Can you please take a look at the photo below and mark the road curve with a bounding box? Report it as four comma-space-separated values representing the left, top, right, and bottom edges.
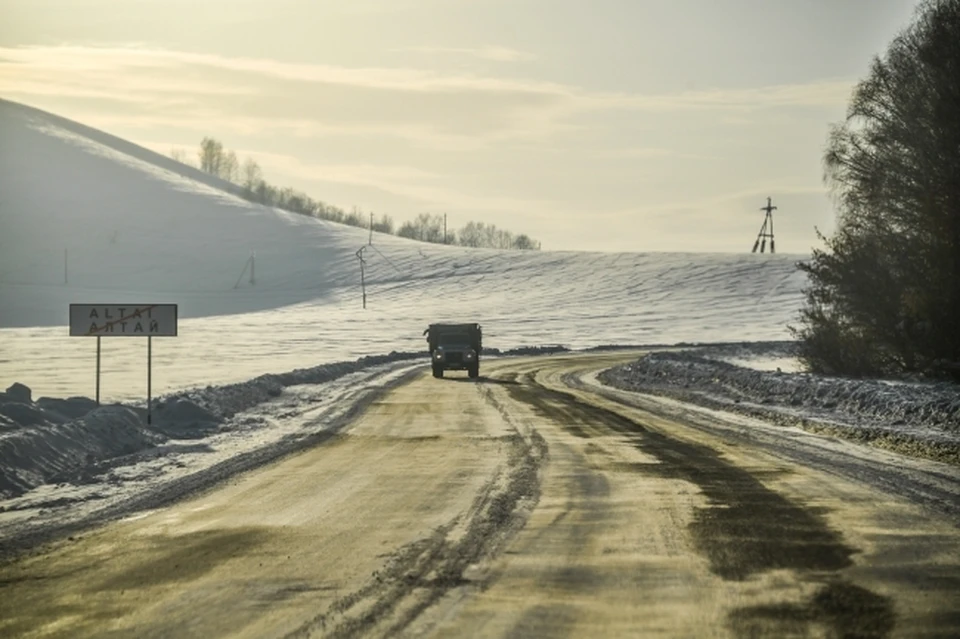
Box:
1, 351, 958, 638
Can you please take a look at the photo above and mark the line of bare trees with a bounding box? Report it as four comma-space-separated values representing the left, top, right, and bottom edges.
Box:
397, 214, 540, 250
170, 138, 540, 250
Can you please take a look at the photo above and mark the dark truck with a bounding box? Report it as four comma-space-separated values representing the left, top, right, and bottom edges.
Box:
424, 323, 482, 378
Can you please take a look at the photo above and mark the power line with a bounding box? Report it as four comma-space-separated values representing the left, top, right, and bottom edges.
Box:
368, 243, 406, 275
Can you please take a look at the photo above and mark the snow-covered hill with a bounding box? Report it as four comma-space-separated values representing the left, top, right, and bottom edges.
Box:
0, 99, 808, 400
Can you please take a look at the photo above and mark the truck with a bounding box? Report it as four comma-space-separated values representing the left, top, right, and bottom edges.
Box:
424, 323, 482, 378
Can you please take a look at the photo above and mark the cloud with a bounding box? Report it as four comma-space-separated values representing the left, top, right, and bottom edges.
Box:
0, 45, 581, 147
0, 44, 854, 161
600, 147, 721, 161
0, 45, 853, 112
0, 45, 561, 95
2, 44, 857, 166
394, 45, 537, 62
58, 110, 500, 152
0, 67, 256, 101
572, 80, 856, 114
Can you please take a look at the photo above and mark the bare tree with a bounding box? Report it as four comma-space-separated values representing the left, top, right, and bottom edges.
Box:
398, 213, 444, 242
372, 214, 395, 234
198, 137, 224, 176
222, 150, 239, 183
170, 148, 193, 166
241, 158, 263, 194
457, 221, 485, 247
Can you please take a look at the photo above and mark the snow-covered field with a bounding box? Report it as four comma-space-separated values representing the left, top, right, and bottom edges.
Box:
0, 98, 805, 401
1, 99, 957, 549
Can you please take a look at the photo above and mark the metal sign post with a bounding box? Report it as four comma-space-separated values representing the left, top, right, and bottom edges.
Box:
69, 304, 178, 422
147, 336, 152, 424
96, 336, 101, 405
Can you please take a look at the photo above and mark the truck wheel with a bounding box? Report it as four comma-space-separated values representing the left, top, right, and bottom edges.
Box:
433, 365, 443, 378
468, 364, 479, 379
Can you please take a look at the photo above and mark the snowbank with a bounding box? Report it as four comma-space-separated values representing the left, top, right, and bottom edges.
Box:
0, 352, 424, 499
0, 403, 161, 498
599, 344, 960, 464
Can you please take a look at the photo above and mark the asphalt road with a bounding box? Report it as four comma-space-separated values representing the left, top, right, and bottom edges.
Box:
2, 352, 958, 638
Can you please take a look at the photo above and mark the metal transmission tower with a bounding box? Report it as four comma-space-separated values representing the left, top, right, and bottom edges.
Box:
752, 197, 777, 253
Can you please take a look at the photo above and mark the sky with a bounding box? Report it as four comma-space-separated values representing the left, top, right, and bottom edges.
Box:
0, 0, 922, 252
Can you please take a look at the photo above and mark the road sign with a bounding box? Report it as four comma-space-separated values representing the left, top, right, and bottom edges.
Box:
69, 304, 178, 337
68, 304, 178, 425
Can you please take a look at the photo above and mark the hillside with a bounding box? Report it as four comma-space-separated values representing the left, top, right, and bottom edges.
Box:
0, 99, 808, 400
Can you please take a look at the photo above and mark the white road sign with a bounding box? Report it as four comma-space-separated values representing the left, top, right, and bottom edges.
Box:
69, 304, 178, 337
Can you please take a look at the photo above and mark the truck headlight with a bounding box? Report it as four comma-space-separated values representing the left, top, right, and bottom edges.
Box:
434, 351, 443, 359
465, 351, 475, 359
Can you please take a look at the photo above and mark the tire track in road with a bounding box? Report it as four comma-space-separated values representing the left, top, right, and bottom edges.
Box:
426, 370, 620, 638
573, 371, 960, 522
511, 373, 896, 638
284, 380, 548, 639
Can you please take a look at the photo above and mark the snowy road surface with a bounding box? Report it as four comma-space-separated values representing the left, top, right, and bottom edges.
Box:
1, 351, 959, 638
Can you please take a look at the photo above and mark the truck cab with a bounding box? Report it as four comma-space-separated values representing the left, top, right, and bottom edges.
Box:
424, 323, 482, 378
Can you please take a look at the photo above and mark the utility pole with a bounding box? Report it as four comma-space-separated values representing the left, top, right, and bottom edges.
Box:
369, 212, 373, 245
356, 246, 367, 309
752, 197, 777, 254
444, 213, 447, 244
